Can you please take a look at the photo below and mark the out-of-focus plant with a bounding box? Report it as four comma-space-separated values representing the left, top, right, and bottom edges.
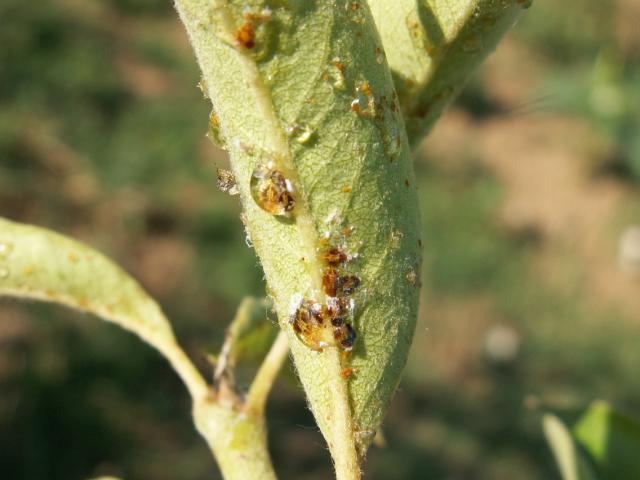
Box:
516, 0, 640, 181
0, 1, 528, 478
544, 401, 640, 480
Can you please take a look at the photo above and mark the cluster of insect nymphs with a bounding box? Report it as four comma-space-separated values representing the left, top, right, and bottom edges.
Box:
290, 244, 360, 378
246, 156, 359, 379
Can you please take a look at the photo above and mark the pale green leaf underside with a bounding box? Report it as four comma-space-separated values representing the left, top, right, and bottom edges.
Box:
174, 0, 422, 459
370, 0, 526, 146
543, 413, 597, 480
0, 216, 206, 398
0, 216, 174, 345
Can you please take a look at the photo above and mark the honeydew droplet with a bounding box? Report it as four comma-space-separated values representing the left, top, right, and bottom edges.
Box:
326, 57, 346, 90
0, 242, 13, 258
286, 124, 314, 144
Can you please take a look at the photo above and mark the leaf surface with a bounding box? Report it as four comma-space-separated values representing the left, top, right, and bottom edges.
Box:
174, 0, 422, 463
0, 216, 205, 399
369, 0, 527, 146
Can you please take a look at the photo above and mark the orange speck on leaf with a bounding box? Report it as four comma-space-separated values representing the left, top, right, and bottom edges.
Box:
236, 15, 256, 49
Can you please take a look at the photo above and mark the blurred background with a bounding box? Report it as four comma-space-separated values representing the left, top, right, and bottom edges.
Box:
1, 0, 639, 478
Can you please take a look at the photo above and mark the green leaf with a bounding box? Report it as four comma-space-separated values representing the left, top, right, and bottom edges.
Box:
574, 401, 640, 480
543, 413, 597, 480
209, 296, 280, 385
227, 296, 278, 364
369, 0, 528, 146
174, 0, 422, 469
0, 216, 206, 400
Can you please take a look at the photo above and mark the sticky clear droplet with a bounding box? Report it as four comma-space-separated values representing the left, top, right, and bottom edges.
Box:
287, 124, 314, 144
326, 58, 346, 90
0, 242, 13, 259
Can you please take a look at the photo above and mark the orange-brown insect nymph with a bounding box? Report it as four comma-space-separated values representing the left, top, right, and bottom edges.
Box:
250, 163, 295, 216
290, 299, 334, 351
290, 297, 357, 352
322, 268, 360, 297
323, 247, 348, 266
235, 13, 256, 49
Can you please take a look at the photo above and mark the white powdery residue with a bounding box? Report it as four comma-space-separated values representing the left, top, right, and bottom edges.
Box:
324, 208, 340, 225
284, 178, 295, 193
288, 292, 303, 317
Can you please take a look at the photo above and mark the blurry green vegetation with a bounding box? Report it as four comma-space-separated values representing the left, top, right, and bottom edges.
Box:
1, 0, 639, 479
544, 402, 640, 480
515, 1, 640, 181
574, 401, 640, 479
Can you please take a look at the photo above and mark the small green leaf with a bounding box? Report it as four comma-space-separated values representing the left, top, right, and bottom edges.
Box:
227, 296, 278, 363
0, 216, 206, 399
543, 413, 597, 480
574, 401, 640, 480
369, 0, 527, 146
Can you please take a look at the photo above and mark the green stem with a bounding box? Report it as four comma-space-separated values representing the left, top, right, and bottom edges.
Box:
194, 395, 277, 480
159, 336, 278, 479
160, 339, 210, 401
194, 330, 293, 480
245, 331, 289, 416
325, 350, 361, 480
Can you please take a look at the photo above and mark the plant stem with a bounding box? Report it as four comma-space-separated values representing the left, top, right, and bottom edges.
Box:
325, 350, 361, 480
159, 340, 279, 479
245, 331, 289, 416
160, 340, 209, 401
194, 396, 278, 480
159, 318, 280, 479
